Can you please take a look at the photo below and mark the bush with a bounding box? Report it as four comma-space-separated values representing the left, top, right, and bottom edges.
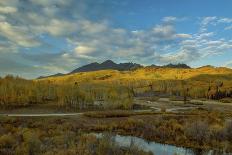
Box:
0, 134, 15, 148
220, 98, 232, 103
22, 129, 42, 154
161, 107, 166, 113
185, 121, 209, 145
226, 121, 232, 141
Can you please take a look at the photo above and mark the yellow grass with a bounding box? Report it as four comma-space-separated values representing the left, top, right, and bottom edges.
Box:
37, 66, 232, 85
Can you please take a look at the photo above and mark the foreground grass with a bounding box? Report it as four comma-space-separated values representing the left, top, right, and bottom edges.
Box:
0, 121, 151, 155
0, 109, 232, 154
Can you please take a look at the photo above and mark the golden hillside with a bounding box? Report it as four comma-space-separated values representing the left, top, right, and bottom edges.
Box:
37, 66, 232, 85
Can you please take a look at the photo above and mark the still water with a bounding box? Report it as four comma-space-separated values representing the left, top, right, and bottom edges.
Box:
94, 133, 229, 155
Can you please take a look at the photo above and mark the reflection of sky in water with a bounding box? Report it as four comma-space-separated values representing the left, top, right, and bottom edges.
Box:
94, 133, 229, 155
114, 135, 192, 155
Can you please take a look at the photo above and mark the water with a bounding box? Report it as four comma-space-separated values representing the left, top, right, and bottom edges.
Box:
112, 134, 193, 155
94, 133, 229, 155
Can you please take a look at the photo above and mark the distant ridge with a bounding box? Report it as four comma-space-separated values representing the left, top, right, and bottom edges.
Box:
146, 63, 191, 69
37, 73, 64, 79
163, 63, 191, 69
70, 60, 142, 74
37, 60, 191, 79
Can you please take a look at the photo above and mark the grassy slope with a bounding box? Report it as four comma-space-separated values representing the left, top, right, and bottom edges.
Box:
37, 66, 232, 85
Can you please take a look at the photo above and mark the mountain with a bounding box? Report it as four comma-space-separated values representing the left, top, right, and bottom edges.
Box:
70, 60, 143, 74
163, 63, 191, 69
37, 60, 191, 79
146, 63, 191, 69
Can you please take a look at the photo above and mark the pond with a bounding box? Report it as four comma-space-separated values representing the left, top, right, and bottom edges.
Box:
94, 133, 229, 155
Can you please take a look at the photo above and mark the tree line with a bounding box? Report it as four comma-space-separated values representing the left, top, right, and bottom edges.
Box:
1, 75, 231, 109
0, 75, 133, 109
127, 79, 232, 100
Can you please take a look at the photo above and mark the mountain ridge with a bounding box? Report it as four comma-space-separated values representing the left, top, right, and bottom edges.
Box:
70, 60, 142, 74
37, 60, 192, 79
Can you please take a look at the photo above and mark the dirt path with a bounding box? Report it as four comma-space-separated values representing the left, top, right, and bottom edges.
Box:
0, 113, 83, 117
0, 107, 193, 117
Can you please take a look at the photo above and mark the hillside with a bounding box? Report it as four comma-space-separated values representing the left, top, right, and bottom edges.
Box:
37, 73, 64, 79
37, 65, 232, 100
38, 60, 192, 79
38, 65, 232, 83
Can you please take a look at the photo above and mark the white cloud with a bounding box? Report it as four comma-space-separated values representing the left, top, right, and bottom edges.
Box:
0, 15, 6, 21
79, 20, 108, 34
175, 33, 192, 39
1, 0, 232, 78
153, 25, 174, 35
218, 18, 232, 23
225, 25, 232, 30
195, 32, 214, 40
201, 16, 217, 26
36, 19, 78, 36
200, 17, 232, 32
0, 22, 40, 47
0, 6, 17, 13
205, 40, 223, 46
157, 49, 200, 64
29, 0, 72, 6
75, 45, 96, 55
200, 16, 217, 32
34, 65, 68, 73
152, 25, 176, 40
0, 0, 19, 7
162, 16, 177, 23
162, 16, 187, 23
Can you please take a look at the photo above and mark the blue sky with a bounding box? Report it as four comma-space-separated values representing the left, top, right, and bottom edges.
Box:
1, 0, 232, 78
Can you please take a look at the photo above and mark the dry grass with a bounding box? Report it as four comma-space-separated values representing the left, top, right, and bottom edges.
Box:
84, 110, 157, 118
0, 108, 231, 152
37, 66, 232, 84
220, 98, 232, 103
84, 110, 135, 118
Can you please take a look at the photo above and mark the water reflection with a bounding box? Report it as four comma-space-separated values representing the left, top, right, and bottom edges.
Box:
94, 133, 229, 155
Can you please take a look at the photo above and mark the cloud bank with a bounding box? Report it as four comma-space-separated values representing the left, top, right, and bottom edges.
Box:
0, 1, 232, 78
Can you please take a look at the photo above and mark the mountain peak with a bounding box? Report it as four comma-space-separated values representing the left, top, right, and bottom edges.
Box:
69, 60, 142, 74
164, 63, 191, 69
101, 60, 116, 65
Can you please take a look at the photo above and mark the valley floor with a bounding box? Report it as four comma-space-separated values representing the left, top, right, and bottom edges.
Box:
1, 97, 232, 115
1, 97, 232, 154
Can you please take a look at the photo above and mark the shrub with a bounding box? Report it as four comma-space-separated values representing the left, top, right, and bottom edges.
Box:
22, 129, 42, 154
220, 98, 232, 103
226, 121, 232, 141
185, 121, 209, 145
0, 134, 15, 148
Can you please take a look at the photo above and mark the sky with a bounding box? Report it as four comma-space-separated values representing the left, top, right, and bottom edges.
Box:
1, 0, 232, 78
